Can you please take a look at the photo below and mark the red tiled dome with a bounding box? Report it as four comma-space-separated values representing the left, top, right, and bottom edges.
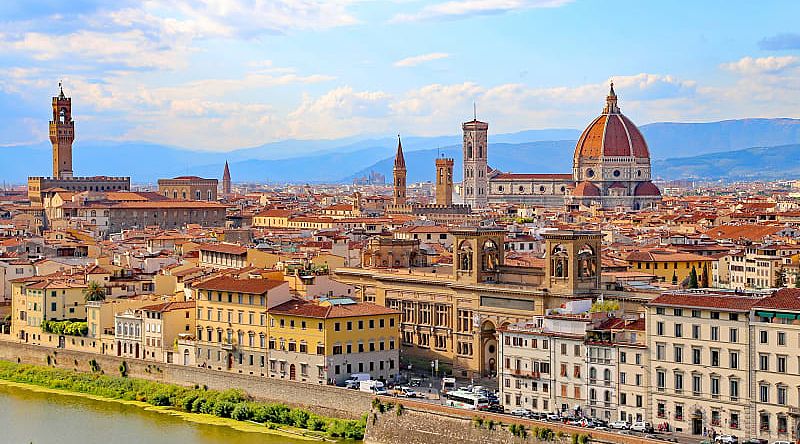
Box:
634, 181, 661, 196
574, 85, 650, 161
573, 181, 601, 197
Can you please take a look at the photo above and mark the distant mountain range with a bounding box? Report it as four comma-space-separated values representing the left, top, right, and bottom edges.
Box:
3, 118, 800, 184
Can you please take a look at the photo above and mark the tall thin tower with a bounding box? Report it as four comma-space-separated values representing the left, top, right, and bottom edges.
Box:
392, 135, 407, 206
50, 82, 74, 178
222, 160, 231, 196
462, 109, 488, 209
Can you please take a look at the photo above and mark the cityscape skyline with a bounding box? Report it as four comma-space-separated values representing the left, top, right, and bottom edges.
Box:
1, 1, 800, 152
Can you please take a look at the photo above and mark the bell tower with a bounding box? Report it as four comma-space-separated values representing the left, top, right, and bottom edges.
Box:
462, 111, 488, 209
543, 230, 602, 295
50, 82, 74, 178
435, 156, 454, 206
392, 135, 407, 206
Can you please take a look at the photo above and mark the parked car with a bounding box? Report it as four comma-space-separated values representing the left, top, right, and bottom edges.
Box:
742, 439, 766, 444
546, 413, 561, 421
398, 387, 419, 398
529, 412, 547, 420
510, 408, 532, 417
630, 421, 653, 433
486, 404, 504, 414
714, 435, 738, 444
608, 420, 630, 430
772, 441, 791, 444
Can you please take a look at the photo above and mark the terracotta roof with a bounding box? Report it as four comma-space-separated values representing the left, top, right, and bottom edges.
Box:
269, 299, 400, 318
634, 181, 661, 196
753, 288, 800, 311
113, 201, 225, 209
650, 293, 764, 311
255, 209, 293, 218
574, 91, 649, 160
625, 250, 711, 263
199, 243, 247, 255
573, 181, 601, 197
194, 276, 284, 294
141, 300, 196, 313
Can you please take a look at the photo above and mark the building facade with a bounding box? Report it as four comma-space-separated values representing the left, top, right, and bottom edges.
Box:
158, 176, 219, 201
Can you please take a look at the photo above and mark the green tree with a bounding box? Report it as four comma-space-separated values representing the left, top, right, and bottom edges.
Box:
794, 272, 800, 288
701, 263, 710, 288
688, 266, 699, 289
83, 280, 106, 302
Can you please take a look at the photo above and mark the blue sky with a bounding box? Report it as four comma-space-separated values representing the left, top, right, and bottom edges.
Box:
1, 0, 799, 152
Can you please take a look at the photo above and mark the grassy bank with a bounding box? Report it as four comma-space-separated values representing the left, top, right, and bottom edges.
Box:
0, 360, 365, 440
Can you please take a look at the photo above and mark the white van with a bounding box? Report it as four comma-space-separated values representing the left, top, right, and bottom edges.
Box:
359, 380, 388, 395
344, 373, 371, 389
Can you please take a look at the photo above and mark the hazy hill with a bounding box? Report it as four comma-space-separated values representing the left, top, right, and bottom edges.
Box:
3, 118, 800, 183
654, 144, 800, 181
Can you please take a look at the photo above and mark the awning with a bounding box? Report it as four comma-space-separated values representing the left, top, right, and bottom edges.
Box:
755, 311, 775, 318
776, 313, 797, 320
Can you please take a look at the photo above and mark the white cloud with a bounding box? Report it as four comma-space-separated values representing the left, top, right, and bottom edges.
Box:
721, 56, 800, 75
394, 52, 450, 67
391, 0, 572, 23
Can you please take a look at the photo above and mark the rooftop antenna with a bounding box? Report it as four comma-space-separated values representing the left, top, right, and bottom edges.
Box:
473, 102, 477, 121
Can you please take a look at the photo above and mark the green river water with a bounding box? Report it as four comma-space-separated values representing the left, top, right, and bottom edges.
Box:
0, 383, 319, 444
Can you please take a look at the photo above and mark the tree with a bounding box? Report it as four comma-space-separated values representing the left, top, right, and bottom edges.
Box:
83, 280, 106, 302
701, 263, 710, 288
688, 266, 699, 289
794, 272, 800, 288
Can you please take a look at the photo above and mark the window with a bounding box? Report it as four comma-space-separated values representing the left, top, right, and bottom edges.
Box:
711, 326, 719, 341
729, 328, 738, 343
711, 312, 720, 320
657, 370, 666, 390
673, 308, 683, 317
656, 307, 665, 315
778, 386, 787, 405
674, 373, 683, 392
675, 324, 683, 338
674, 346, 683, 363
656, 343, 665, 360
711, 349, 720, 367
711, 377, 720, 397
760, 384, 769, 403
759, 354, 769, 371
760, 330, 768, 344
730, 351, 739, 369
730, 379, 739, 400
778, 355, 787, 373
656, 322, 664, 336
778, 331, 786, 346
691, 309, 701, 318
729, 313, 739, 321
561, 343, 567, 355
692, 374, 701, 395
692, 347, 701, 365
620, 351, 627, 363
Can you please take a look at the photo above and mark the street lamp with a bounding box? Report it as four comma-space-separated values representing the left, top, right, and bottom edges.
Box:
430, 360, 435, 379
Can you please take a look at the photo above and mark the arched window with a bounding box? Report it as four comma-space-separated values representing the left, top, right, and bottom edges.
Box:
467, 142, 473, 159
482, 239, 499, 271
589, 366, 597, 381
551, 244, 569, 278
604, 368, 611, 382
477, 145, 483, 158
457, 241, 473, 272
577, 244, 597, 278
59, 108, 66, 123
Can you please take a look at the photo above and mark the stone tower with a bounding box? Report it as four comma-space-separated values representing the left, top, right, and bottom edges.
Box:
462, 117, 488, 209
451, 227, 505, 284
435, 156, 454, 206
542, 230, 602, 295
392, 135, 407, 206
50, 83, 74, 178
222, 160, 231, 195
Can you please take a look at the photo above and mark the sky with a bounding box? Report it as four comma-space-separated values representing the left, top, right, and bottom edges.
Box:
1, 0, 800, 152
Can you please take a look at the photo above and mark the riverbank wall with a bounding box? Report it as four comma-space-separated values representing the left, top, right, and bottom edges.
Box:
364, 398, 660, 444
0, 339, 371, 420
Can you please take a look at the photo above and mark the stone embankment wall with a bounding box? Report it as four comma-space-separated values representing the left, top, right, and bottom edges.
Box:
0, 340, 371, 419
365, 399, 660, 444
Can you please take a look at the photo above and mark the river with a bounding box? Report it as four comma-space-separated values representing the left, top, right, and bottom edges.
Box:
0, 383, 313, 444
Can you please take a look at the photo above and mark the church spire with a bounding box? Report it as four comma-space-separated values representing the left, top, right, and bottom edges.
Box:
393, 134, 406, 169
603, 80, 620, 114
222, 160, 231, 195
